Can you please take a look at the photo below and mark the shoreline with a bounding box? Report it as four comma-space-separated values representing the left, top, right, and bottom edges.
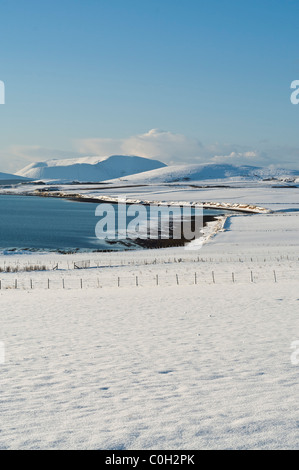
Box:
0, 214, 224, 256
0, 186, 271, 214
37, 190, 270, 214
0, 188, 264, 257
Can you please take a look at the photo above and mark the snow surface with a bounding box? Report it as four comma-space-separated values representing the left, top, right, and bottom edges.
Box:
16, 155, 166, 183
0, 280, 298, 450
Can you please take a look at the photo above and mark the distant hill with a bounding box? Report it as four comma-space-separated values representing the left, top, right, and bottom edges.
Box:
0, 172, 31, 185
16, 155, 167, 182
106, 163, 299, 184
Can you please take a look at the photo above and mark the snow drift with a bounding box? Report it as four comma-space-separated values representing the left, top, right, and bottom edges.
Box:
16, 155, 167, 182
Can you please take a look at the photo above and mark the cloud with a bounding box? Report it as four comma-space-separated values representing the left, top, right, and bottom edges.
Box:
1, 129, 299, 173
10, 145, 84, 163
76, 129, 204, 165
75, 138, 123, 156
121, 129, 204, 164
1, 146, 85, 173
211, 150, 264, 166
76, 131, 293, 167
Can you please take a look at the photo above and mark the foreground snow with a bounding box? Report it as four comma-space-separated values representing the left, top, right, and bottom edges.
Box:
0, 282, 298, 450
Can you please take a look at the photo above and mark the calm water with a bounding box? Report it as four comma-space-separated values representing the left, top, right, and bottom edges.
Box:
0, 195, 231, 253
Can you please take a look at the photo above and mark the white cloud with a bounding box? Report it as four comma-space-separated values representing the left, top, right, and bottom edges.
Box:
77, 131, 273, 167
121, 129, 204, 163
211, 150, 263, 166
0, 146, 85, 173
76, 129, 204, 165
75, 138, 123, 156
10, 145, 84, 162
1, 129, 299, 173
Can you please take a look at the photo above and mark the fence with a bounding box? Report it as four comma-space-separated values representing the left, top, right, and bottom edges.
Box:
0, 268, 296, 290
74, 260, 91, 269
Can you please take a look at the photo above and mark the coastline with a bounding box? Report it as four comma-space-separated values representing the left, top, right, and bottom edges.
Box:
0, 213, 226, 256
0, 184, 271, 214
33, 189, 270, 214
0, 188, 264, 256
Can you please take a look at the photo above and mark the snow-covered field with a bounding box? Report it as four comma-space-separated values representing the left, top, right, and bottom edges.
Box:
0, 281, 298, 450
0, 175, 298, 450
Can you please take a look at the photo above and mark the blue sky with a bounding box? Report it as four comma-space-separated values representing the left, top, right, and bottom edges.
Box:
1, 0, 299, 172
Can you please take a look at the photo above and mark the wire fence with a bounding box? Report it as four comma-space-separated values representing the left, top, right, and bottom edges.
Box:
0, 268, 297, 290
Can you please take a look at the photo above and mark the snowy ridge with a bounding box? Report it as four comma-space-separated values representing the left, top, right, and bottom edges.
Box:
16, 155, 166, 182
107, 163, 299, 184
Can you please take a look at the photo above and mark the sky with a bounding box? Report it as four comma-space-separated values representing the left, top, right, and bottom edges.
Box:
1, 0, 299, 172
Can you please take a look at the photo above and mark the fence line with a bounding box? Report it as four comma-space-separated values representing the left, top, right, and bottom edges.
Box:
0, 269, 296, 291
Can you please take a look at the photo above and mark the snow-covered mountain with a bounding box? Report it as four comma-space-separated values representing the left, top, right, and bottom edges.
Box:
0, 172, 31, 184
16, 155, 166, 182
107, 163, 299, 184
